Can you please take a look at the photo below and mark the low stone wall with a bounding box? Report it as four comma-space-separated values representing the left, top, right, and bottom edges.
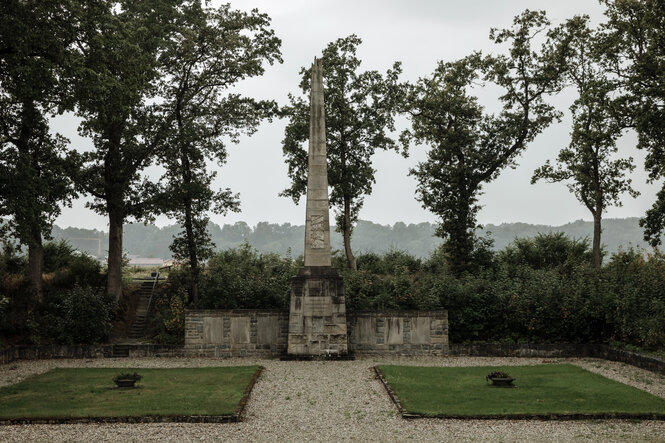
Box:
450, 343, 665, 375
0, 344, 186, 364
185, 310, 289, 358
1, 344, 112, 364
347, 311, 449, 356
123, 344, 185, 358
184, 309, 449, 357
450, 343, 599, 358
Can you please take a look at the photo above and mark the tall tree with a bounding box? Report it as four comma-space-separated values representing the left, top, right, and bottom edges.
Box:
73, 0, 182, 301
155, 2, 281, 307
0, 0, 80, 302
600, 0, 665, 246
281, 35, 404, 270
532, 16, 638, 269
402, 11, 567, 274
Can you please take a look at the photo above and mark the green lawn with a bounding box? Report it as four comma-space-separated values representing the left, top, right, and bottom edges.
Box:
0, 366, 259, 419
378, 364, 665, 417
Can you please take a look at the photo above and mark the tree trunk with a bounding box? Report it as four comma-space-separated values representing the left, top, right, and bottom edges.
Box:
107, 209, 124, 302
343, 196, 357, 271
184, 199, 199, 308
27, 234, 43, 304
592, 208, 602, 270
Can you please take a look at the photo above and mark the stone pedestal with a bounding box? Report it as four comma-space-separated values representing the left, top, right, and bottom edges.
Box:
287, 266, 348, 356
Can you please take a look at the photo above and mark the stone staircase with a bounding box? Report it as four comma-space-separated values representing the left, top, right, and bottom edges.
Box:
128, 280, 156, 339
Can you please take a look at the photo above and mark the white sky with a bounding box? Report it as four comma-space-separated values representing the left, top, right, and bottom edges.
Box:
53, 0, 660, 231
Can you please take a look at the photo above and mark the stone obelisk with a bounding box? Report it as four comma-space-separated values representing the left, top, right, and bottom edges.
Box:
287, 58, 349, 357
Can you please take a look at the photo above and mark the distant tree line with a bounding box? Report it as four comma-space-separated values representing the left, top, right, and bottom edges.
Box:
2, 0, 665, 311
152, 234, 665, 350
51, 217, 661, 261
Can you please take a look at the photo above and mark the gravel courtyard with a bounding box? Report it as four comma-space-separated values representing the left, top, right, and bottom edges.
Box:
1, 356, 665, 442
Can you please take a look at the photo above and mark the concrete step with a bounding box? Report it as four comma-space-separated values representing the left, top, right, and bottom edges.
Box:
113, 345, 130, 357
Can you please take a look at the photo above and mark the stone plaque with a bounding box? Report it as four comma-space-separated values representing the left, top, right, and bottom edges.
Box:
303, 296, 333, 317
203, 317, 223, 344
230, 317, 250, 344
257, 316, 280, 345
386, 318, 404, 345
411, 317, 430, 344
353, 317, 376, 344
309, 214, 325, 248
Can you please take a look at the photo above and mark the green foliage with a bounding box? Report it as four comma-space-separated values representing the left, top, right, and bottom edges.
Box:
602, 248, 665, 348
42, 240, 104, 288
403, 10, 567, 275
600, 0, 665, 245
497, 232, 593, 270
281, 34, 404, 269
199, 244, 297, 310
156, 243, 298, 317
532, 15, 638, 268
154, 2, 281, 305
0, 0, 82, 300
0, 240, 106, 344
151, 285, 187, 344
73, 0, 188, 300
338, 250, 434, 312
0, 242, 26, 276
37, 285, 114, 345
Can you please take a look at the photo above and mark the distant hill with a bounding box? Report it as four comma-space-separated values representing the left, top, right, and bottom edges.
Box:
51, 217, 658, 260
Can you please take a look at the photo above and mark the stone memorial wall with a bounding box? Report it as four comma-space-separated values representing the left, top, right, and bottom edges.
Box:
185, 309, 448, 357
348, 311, 449, 356
185, 310, 289, 358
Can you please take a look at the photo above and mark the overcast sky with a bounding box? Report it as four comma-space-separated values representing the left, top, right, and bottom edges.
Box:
53, 0, 659, 231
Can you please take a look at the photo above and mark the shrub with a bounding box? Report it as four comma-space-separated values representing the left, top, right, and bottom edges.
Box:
38, 285, 114, 344
497, 232, 593, 270
151, 285, 188, 344
42, 240, 104, 289
198, 243, 297, 310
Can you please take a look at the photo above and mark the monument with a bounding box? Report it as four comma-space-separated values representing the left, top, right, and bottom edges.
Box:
287, 58, 349, 357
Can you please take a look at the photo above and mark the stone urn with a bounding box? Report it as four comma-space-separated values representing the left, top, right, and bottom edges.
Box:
490, 377, 515, 387
113, 372, 142, 388
114, 378, 138, 388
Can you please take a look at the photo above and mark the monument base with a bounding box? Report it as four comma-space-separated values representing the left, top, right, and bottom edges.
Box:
287, 266, 349, 356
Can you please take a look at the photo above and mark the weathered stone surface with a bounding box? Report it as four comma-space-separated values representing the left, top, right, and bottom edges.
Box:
346, 311, 449, 356
287, 267, 348, 356
303, 58, 332, 268
287, 58, 349, 357
257, 316, 280, 345
386, 318, 404, 345
324, 323, 346, 335
353, 317, 376, 344
231, 318, 250, 344
203, 317, 223, 344
411, 317, 430, 344
183, 310, 289, 358
303, 296, 333, 317
182, 310, 448, 358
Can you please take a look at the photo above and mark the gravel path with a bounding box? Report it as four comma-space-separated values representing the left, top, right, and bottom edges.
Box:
1, 356, 665, 442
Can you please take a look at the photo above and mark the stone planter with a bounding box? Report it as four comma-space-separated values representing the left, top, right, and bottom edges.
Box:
114, 379, 138, 388
489, 377, 515, 387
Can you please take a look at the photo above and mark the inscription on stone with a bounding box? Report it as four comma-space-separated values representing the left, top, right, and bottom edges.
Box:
304, 296, 333, 317
309, 214, 325, 249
